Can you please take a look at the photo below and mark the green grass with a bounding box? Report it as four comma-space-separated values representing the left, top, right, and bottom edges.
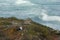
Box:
0, 17, 59, 40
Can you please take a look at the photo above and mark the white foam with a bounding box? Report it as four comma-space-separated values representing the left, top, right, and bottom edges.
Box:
40, 9, 60, 22
15, 0, 35, 5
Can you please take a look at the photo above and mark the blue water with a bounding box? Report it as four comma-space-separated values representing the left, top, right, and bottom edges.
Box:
0, 0, 60, 30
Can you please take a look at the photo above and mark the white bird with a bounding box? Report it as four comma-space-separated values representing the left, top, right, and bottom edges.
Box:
19, 26, 23, 30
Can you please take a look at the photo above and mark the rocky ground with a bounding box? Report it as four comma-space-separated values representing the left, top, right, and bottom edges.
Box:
0, 17, 60, 40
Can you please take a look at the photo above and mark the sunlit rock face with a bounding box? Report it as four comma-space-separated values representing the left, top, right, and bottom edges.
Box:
0, 0, 60, 30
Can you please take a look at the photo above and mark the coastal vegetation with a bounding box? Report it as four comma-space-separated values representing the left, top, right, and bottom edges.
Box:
0, 17, 60, 40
